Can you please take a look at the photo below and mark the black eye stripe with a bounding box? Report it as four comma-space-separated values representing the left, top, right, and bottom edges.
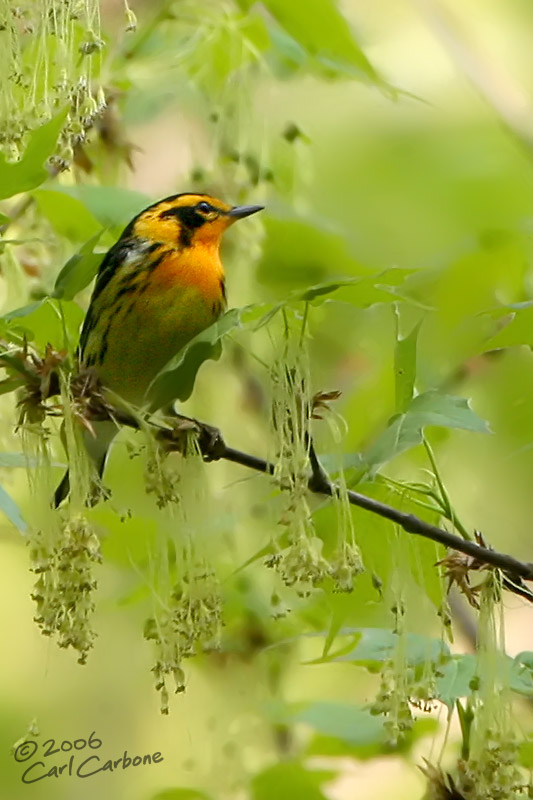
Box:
159, 206, 204, 228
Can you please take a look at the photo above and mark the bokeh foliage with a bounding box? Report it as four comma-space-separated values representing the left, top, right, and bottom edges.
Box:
2, 1, 533, 799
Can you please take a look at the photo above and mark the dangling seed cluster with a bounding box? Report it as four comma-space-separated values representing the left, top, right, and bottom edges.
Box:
144, 452, 181, 509
268, 345, 328, 595
30, 514, 102, 664
456, 730, 524, 799
454, 575, 527, 798
143, 437, 223, 713
268, 334, 364, 595
370, 659, 414, 746
145, 567, 222, 714
0, 0, 105, 166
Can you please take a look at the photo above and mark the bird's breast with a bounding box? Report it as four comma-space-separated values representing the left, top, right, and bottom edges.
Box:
149, 243, 226, 308
89, 244, 227, 405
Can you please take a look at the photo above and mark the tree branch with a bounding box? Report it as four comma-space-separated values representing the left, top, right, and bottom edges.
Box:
3, 340, 532, 601
151, 413, 533, 596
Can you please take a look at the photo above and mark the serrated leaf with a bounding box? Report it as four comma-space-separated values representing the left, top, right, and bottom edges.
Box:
53, 231, 106, 300
0, 110, 68, 200
147, 308, 243, 410
362, 391, 490, 472
408, 391, 491, 433
364, 413, 424, 471
0, 483, 27, 532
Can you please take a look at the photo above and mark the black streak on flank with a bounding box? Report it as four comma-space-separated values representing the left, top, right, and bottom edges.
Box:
147, 252, 166, 271
97, 319, 113, 366
90, 240, 136, 307
79, 306, 96, 356
114, 282, 139, 303
159, 206, 206, 249
219, 278, 227, 304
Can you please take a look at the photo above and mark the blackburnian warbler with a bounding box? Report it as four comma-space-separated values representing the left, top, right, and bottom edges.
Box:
54, 193, 263, 505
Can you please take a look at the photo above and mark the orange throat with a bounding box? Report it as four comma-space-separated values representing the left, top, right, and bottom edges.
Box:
152, 241, 226, 305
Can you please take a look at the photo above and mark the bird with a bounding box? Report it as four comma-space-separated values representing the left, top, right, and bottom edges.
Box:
54, 192, 263, 506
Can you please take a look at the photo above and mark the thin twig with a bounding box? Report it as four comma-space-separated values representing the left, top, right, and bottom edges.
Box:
4, 337, 532, 600
103, 407, 533, 591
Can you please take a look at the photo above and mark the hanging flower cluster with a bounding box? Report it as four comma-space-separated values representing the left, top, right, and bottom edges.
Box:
267, 327, 364, 596
143, 435, 223, 713
0, 0, 105, 166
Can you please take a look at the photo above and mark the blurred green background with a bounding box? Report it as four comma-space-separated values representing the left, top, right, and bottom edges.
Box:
2, 0, 533, 798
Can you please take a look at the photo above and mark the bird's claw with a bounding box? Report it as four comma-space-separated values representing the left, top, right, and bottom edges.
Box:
196, 421, 226, 461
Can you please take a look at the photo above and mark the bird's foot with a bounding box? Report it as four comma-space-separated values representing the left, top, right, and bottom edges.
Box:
160, 412, 226, 461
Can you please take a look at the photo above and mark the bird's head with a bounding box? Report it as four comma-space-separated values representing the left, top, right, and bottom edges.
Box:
130, 193, 264, 250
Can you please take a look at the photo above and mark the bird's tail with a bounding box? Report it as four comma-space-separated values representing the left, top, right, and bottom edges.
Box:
54, 420, 117, 507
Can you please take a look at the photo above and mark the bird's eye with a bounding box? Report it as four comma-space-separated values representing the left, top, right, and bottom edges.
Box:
197, 201, 212, 214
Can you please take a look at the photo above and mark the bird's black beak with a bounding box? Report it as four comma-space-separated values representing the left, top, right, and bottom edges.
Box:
227, 204, 264, 219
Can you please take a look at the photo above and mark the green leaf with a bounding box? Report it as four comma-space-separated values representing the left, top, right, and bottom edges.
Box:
510, 651, 533, 696
0, 483, 27, 532
53, 231, 105, 300
33, 189, 103, 243
395, 317, 420, 413
364, 413, 424, 471
434, 655, 478, 709
251, 762, 334, 800
147, 308, 243, 410
0, 111, 68, 200
2, 300, 45, 321
288, 703, 386, 746
48, 185, 150, 230
363, 391, 490, 472
485, 304, 533, 349
262, 0, 379, 82
407, 392, 491, 433
296, 270, 414, 305
311, 628, 450, 667
307, 628, 450, 671
0, 377, 25, 395
253, 269, 415, 331
3, 298, 84, 353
